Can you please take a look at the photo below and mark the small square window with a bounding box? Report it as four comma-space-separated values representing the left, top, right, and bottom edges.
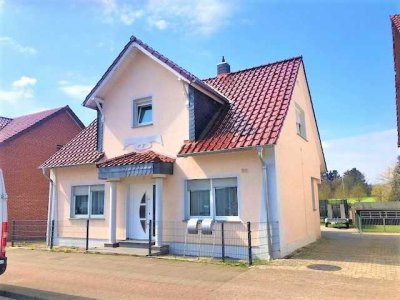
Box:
133, 97, 153, 127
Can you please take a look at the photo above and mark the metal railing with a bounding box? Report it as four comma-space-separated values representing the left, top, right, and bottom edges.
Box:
10, 220, 47, 247
152, 220, 279, 265
12, 219, 280, 265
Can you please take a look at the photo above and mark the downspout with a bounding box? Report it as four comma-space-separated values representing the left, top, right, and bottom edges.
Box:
93, 97, 105, 122
256, 145, 273, 260
42, 168, 53, 247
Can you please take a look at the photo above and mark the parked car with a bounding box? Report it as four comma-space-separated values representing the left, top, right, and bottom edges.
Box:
0, 169, 8, 275
324, 217, 350, 229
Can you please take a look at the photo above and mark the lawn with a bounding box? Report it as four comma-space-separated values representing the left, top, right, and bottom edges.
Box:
361, 225, 400, 233
326, 197, 376, 204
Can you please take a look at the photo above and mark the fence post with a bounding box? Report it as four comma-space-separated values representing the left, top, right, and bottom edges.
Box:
50, 220, 55, 250
383, 218, 386, 232
86, 219, 90, 251
11, 220, 16, 247
247, 222, 252, 266
221, 222, 225, 262
148, 220, 152, 257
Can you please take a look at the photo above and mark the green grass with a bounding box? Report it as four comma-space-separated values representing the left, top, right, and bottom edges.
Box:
362, 225, 400, 233
326, 197, 376, 204
346, 197, 376, 204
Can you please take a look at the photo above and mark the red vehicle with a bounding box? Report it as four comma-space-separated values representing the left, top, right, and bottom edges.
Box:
0, 169, 8, 274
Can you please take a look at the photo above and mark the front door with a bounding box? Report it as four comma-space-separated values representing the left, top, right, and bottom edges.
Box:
128, 183, 153, 240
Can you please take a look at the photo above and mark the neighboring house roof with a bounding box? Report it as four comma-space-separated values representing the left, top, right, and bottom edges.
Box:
40, 120, 103, 169
83, 35, 228, 109
97, 150, 175, 168
179, 57, 302, 155
391, 14, 400, 146
0, 106, 84, 144
0, 117, 12, 130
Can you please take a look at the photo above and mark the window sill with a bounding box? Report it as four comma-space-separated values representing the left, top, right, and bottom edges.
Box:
132, 123, 153, 128
182, 217, 242, 223
297, 133, 308, 142
69, 216, 105, 220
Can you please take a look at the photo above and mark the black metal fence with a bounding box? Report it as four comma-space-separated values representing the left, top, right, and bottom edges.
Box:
356, 210, 400, 233
153, 220, 279, 264
10, 220, 47, 247
12, 219, 279, 265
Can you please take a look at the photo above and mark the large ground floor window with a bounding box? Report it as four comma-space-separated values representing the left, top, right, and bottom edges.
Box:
71, 185, 105, 218
186, 177, 239, 221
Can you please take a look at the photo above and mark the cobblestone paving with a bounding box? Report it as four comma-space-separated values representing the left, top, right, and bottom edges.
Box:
263, 227, 400, 281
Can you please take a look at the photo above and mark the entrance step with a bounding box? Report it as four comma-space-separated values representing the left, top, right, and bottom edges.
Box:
119, 240, 154, 248
117, 240, 169, 255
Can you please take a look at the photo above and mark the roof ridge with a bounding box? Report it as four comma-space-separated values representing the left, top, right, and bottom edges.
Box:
13, 106, 66, 119
202, 56, 303, 81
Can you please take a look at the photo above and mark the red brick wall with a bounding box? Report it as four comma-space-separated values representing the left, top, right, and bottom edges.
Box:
0, 111, 83, 228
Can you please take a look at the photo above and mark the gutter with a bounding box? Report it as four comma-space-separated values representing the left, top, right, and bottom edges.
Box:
41, 168, 53, 247
256, 145, 273, 260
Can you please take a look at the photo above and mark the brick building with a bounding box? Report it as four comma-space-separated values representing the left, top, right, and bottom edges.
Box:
0, 106, 84, 231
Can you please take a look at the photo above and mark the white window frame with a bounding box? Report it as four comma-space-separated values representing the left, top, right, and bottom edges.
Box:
295, 103, 307, 139
132, 97, 153, 127
71, 185, 105, 219
186, 177, 241, 222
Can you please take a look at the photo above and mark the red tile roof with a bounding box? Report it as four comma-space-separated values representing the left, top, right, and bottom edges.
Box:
179, 57, 302, 155
0, 106, 83, 144
97, 150, 175, 168
40, 120, 103, 169
391, 15, 400, 146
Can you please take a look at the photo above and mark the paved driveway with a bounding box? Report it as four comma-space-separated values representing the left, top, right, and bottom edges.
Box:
266, 227, 400, 281
0, 227, 398, 299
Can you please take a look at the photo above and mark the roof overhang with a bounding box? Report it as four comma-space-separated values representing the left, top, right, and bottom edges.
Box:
98, 162, 173, 180
83, 38, 229, 109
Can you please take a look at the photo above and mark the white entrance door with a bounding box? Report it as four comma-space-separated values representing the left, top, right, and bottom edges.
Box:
128, 183, 153, 240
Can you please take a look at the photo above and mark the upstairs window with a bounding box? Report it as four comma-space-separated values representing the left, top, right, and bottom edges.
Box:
295, 104, 306, 139
133, 97, 153, 127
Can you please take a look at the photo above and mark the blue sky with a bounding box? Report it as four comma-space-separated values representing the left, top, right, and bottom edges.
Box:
0, 0, 399, 182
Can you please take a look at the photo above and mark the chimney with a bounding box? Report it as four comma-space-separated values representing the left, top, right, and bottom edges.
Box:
217, 56, 230, 76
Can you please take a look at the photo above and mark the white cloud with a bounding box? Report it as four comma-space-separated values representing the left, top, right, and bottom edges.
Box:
58, 81, 92, 101
99, 0, 144, 25
0, 36, 37, 55
0, 76, 37, 104
97, 0, 235, 35
147, 17, 168, 30
12, 76, 37, 88
322, 129, 400, 183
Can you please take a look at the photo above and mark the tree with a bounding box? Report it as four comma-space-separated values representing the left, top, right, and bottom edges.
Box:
342, 168, 370, 198
389, 156, 400, 201
319, 170, 343, 200
371, 184, 391, 202
350, 183, 367, 202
